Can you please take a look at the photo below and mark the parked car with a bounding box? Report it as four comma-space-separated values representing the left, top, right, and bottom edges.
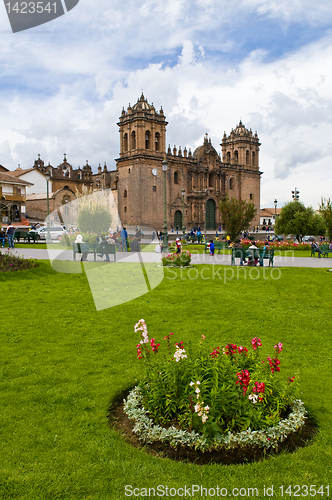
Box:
302, 236, 316, 243
29, 226, 67, 241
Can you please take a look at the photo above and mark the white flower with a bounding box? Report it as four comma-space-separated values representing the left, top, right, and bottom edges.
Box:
194, 404, 200, 413
174, 347, 187, 362
189, 381, 194, 387
195, 387, 200, 394
196, 381, 201, 385
201, 414, 208, 423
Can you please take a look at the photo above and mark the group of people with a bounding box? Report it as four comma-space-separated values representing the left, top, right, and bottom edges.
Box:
0, 222, 15, 248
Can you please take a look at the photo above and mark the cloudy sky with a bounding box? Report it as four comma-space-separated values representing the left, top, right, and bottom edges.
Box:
1, 0, 332, 208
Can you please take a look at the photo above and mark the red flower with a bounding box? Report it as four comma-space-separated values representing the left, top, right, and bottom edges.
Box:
252, 382, 265, 393
225, 343, 237, 356
236, 370, 250, 395
210, 347, 220, 358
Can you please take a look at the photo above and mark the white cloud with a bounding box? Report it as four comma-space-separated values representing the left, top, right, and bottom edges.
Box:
0, 0, 332, 209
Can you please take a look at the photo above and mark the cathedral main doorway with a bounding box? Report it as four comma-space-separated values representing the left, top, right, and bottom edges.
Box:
206, 199, 216, 230
174, 210, 182, 229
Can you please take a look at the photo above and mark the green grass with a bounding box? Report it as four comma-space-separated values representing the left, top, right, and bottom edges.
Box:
1, 263, 332, 499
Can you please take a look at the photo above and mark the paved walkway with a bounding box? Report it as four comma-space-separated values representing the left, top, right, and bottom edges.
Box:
2, 246, 332, 268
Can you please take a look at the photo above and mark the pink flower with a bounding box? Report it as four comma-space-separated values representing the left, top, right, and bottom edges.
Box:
251, 337, 262, 350
238, 346, 248, 355
274, 342, 283, 354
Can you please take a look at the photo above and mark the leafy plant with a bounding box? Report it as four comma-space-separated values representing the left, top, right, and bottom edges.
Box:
275, 201, 326, 242
162, 250, 191, 267
219, 197, 257, 242
77, 205, 112, 234
132, 320, 299, 439
319, 197, 332, 242
0, 250, 38, 272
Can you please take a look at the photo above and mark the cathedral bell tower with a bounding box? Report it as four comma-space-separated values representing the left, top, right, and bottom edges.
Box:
117, 93, 167, 158
116, 94, 168, 227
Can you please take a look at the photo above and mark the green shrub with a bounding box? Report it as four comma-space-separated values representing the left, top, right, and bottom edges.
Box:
162, 250, 191, 267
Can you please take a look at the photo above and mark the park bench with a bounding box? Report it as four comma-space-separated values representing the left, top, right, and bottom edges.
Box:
13, 231, 26, 243
311, 244, 330, 257
231, 247, 274, 266
73, 242, 116, 262
205, 241, 228, 253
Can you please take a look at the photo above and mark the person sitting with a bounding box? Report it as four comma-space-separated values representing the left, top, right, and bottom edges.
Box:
75, 234, 88, 261
248, 243, 259, 266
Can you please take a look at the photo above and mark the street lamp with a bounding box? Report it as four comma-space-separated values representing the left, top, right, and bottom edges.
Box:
45, 171, 51, 242
274, 199, 278, 224
162, 159, 169, 252
181, 188, 185, 237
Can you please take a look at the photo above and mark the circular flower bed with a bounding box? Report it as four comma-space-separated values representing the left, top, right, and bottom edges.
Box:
162, 250, 191, 267
0, 251, 38, 272
118, 320, 311, 462
123, 386, 306, 452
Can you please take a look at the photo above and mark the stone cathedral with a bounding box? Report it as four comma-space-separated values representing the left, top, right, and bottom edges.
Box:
114, 93, 262, 230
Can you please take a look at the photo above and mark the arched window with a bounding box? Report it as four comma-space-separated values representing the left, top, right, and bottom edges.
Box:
124, 206, 127, 212
234, 150, 238, 163
124, 190, 127, 198
209, 172, 214, 188
174, 171, 179, 184
252, 151, 256, 167
131, 131, 136, 149
145, 131, 150, 149
123, 133, 128, 152
226, 151, 231, 163
155, 132, 160, 151
229, 177, 234, 190
246, 150, 249, 165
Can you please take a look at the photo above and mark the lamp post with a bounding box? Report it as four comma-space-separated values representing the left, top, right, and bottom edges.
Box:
162, 159, 169, 252
45, 171, 51, 242
274, 199, 278, 225
181, 188, 185, 238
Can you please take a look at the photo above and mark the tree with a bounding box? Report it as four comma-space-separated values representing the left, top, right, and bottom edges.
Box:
219, 197, 257, 242
319, 198, 332, 242
275, 201, 326, 242
77, 204, 112, 234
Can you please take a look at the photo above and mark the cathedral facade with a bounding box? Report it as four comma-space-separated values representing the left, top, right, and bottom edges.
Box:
114, 93, 262, 230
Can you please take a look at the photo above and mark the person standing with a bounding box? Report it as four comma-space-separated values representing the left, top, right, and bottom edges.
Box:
0, 227, 6, 247
209, 240, 215, 256
176, 238, 181, 254
120, 226, 127, 251
6, 222, 15, 248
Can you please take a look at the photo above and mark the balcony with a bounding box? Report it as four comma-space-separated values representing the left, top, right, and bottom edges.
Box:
0, 194, 26, 202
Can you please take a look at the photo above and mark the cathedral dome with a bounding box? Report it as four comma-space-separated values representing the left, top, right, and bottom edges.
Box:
132, 93, 154, 111
193, 134, 218, 158
233, 120, 249, 136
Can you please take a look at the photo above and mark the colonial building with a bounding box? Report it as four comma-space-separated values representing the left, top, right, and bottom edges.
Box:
0, 171, 32, 223
115, 93, 262, 230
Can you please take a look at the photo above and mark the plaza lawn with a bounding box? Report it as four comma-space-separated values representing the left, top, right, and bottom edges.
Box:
1, 263, 332, 499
